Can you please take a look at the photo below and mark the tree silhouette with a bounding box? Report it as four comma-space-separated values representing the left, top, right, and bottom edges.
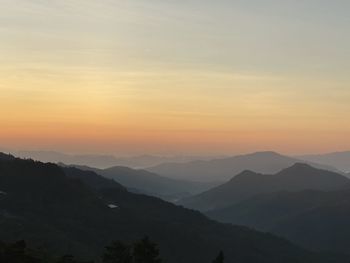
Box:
133, 237, 162, 263
103, 241, 132, 263
212, 251, 224, 263
0, 240, 40, 263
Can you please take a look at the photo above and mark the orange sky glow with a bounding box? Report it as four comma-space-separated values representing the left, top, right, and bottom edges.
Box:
1, 1, 350, 155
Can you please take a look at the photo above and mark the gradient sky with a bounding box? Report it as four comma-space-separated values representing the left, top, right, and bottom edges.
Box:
1, 0, 350, 155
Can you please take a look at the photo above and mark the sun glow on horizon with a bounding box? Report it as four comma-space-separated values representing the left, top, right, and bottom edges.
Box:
1, 0, 350, 155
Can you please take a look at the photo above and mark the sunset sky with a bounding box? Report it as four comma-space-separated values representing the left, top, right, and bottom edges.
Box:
1, 0, 350, 155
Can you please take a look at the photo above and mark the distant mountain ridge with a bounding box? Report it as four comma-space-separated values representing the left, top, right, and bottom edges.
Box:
11, 150, 216, 169
14, 151, 119, 168
299, 151, 350, 172
178, 163, 350, 211
147, 151, 338, 182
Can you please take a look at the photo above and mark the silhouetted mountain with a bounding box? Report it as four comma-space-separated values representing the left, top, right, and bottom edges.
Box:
62, 165, 218, 201
0, 154, 333, 263
13, 150, 215, 169
62, 166, 127, 191
299, 151, 350, 172
0, 153, 15, 161
95, 154, 219, 169
179, 163, 350, 211
207, 189, 350, 255
147, 151, 336, 182
14, 151, 119, 169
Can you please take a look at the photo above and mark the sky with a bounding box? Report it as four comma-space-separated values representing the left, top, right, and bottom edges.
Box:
0, 0, 350, 155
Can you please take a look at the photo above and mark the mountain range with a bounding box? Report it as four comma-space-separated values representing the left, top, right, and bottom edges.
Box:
0, 153, 337, 263
178, 163, 350, 211
147, 151, 338, 182
64, 164, 219, 201
11, 150, 215, 169
298, 151, 350, 173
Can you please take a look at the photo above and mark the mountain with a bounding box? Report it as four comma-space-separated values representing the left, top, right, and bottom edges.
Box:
62, 166, 127, 191
207, 189, 350, 255
147, 151, 336, 182
64, 164, 219, 201
14, 151, 119, 169
299, 151, 350, 172
0, 154, 335, 263
94, 154, 219, 169
13, 150, 215, 169
0, 153, 15, 161
178, 163, 350, 211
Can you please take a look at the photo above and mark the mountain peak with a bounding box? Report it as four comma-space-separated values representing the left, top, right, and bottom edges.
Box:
248, 151, 284, 157
292, 162, 314, 168
282, 162, 315, 172
231, 170, 260, 181
239, 169, 260, 176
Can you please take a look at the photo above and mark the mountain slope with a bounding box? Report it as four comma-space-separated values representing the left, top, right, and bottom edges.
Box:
0, 153, 15, 161
66, 165, 218, 201
147, 151, 336, 182
0, 154, 333, 263
299, 151, 350, 172
62, 166, 127, 191
14, 150, 213, 169
179, 163, 350, 211
207, 189, 350, 255
15, 150, 119, 169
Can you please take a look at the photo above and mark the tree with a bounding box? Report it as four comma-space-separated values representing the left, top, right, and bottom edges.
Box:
103, 241, 132, 263
212, 251, 224, 263
133, 237, 162, 263
0, 240, 41, 263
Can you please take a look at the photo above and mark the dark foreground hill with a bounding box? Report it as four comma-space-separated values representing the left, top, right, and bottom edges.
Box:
207, 189, 350, 255
0, 154, 340, 263
179, 163, 350, 211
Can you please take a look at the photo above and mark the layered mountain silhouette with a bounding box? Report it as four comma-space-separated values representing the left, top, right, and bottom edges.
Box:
0, 153, 335, 263
179, 163, 350, 211
63, 164, 218, 201
207, 189, 350, 255
13, 150, 212, 169
299, 151, 350, 173
14, 151, 119, 169
147, 151, 336, 182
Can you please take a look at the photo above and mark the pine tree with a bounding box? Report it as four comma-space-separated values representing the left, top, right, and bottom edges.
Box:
103, 241, 133, 263
212, 251, 224, 263
133, 236, 162, 263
